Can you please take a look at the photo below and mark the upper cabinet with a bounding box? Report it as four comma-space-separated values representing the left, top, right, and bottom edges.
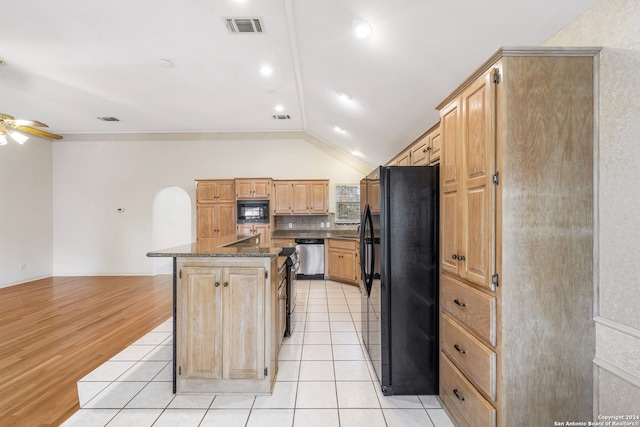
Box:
236, 179, 271, 199
196, 180, 237, 243
387, 122, 441, 167
196, 180, 236, 203
273, 180, 329, 215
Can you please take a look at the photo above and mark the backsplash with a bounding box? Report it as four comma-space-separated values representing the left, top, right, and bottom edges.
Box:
274, 213, 359, 232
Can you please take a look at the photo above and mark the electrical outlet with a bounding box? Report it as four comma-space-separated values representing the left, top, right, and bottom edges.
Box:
288, 223, 292, 229
18, 263, 26, 270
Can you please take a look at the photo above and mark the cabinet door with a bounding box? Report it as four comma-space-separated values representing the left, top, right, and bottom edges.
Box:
217, 181, 236, 203
460, 71, 495, 290
411, 136, 429, 166
197, 204, 217, 240
254, 224, 270, 242
429, 127, 441, 165
292, 182, 309, 214
196, 182, 218, 203
341, 249, 356, 283
273, 182, 293, 214
440, 97, 461, 276
178, 267, 224, 380
396, 151, 411, 166
223, 267, 265, 380
253, 179, 271, 199
217, 203, 237, 236
308, 181, 328, 214
237, 224, 253, 236
328, 248, 343, 279
236, 180, 254, 199
277, 282, 286, 347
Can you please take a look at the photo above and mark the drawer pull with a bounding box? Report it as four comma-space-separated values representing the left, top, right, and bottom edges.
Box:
454, 344, 466, 354
453, 299, 466, 307
453, 389, 465, 401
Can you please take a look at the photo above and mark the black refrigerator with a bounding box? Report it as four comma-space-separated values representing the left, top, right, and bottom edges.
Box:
360, 165, 439, 396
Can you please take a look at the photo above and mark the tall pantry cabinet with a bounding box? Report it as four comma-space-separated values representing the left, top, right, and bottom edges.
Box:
438, 48, 598, 427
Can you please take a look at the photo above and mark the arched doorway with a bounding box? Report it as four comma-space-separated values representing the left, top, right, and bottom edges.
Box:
152, 186, 191, 274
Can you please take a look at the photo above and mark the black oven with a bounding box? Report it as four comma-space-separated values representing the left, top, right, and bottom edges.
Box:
237, 200, 269, 224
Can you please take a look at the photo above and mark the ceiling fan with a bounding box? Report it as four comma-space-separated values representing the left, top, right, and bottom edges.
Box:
0, 112, 63, 145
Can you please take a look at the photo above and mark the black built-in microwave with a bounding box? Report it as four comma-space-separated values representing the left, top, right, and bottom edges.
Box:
237, 200, 269, 223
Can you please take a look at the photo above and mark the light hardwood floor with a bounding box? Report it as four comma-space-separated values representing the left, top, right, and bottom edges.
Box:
0, 275, 173, 426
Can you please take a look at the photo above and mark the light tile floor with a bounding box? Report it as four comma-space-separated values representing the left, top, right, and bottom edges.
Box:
63, 280, 454, 427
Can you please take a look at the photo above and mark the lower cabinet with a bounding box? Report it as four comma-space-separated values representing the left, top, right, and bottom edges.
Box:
237, 224, 270, 242
326, 239, 358, 285
276, 263, 287, 354
176, 259, 276, 394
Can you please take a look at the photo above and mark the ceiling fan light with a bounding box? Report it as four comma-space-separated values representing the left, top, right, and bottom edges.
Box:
0, 134, 7, 145
10, 131, 29, 145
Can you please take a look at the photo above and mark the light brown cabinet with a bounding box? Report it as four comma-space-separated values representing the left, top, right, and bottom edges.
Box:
196, 180, 236, 203
326, 239, 358, 285
237, 224, 270, 242
176, 263, 269, 393
196, 180, 237, 243
197, 203, 236, 243
273, 180, 329, 215
437, 48, 598, 427
412, 123, 441, 166
236, 179, 271, 199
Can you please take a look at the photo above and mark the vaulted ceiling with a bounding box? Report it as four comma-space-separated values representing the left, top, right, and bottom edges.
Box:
0, 0, 595, 166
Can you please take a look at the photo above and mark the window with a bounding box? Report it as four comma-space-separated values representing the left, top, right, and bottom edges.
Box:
335, 184, 360, 223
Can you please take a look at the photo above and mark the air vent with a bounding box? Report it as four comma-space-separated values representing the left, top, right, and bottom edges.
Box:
97, 117, 120, 122
273, 115, 291, 120
225, 18, 264, 33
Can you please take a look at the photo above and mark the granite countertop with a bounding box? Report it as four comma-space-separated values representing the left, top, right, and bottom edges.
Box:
271, 229, 359, 240
147, 234, 283, 258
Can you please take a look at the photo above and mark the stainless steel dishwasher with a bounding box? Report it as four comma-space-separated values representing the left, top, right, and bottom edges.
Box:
294, 238, 324, 279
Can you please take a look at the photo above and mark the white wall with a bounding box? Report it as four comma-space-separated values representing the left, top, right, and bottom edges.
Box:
0, 137, 53, 288
52, 133, 366, 275
544, 0, 640, 416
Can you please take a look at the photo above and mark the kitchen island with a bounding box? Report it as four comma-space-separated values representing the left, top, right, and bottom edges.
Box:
147, 234, 285, 395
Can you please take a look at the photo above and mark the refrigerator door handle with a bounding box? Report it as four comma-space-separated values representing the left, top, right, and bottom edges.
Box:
360, 204, 375, 296
359, 206, 368, 292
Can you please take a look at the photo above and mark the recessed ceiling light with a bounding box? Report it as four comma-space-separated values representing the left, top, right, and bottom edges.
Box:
98, 117, 120, 122
333, 125, 346, 133
260, 65, 273, 76
275, 104, 284, 112
337, 91, 353, 102
353, 19, 373, 39
351, 149, 363, 157
157, 58, 173, 68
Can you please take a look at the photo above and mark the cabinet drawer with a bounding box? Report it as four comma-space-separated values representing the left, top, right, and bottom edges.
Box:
440, 352, 496, 427
440, 274, 496, 346
441, 313, 496, 401
328, 239, 356, 251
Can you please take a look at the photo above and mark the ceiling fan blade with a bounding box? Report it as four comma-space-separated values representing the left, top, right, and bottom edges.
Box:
14, 125, 63, 140
7, 119, 50, 128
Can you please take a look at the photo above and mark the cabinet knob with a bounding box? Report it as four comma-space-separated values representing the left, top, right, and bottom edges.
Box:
215, 282, 220, 287
453, 389, 465, 401
423, 147, 431, 152
451, 254, 458, 260
459, 255, 465, 261
223, 282, 229, 287
454, 344, 466, 354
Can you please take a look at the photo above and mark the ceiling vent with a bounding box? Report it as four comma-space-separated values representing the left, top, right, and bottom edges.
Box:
273, 115, 291, 120
225, 18, 264, 33
97, 116, 120, 122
